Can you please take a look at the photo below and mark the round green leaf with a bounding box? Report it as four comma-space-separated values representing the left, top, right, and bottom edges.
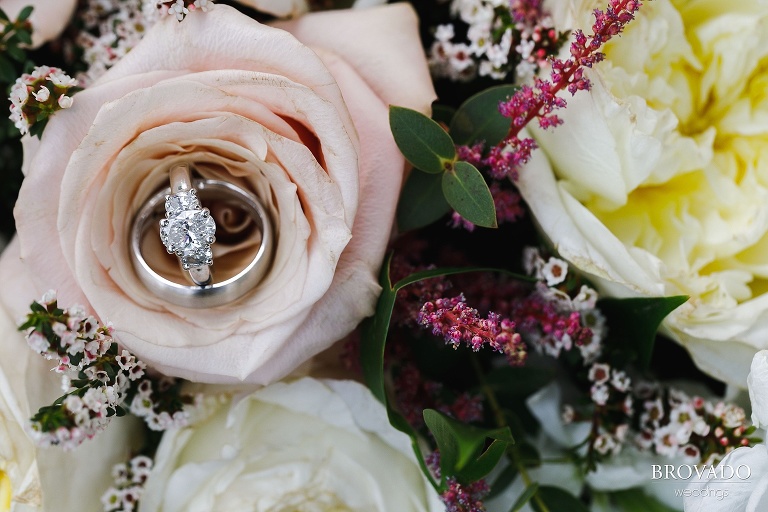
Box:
442, 161, 497, 228
450, 85, 518, 146
397, 171, 452, 231
390, 105, 456, 174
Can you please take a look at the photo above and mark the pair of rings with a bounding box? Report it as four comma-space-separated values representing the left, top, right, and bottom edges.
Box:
130, 163, 274, 308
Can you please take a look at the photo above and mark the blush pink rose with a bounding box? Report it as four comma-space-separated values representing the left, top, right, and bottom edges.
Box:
6, 4, 435, 384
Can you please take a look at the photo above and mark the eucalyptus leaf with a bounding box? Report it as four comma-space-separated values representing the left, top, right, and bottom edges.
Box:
598, 295, 688, 370
389, 105, 456, 174
397, 170, 452, 231
450, 84, 518, 146
442, 161, 497, 228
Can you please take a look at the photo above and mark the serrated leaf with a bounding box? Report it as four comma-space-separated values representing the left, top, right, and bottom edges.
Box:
598, 295, 688, 370
511, 483, 540, 512
442, 161, 497, 228
532, 486, 589, 512
423, 409, 512, 486
450, 84, 518, 146
397, 170, 452, 231
389, 105, 456, 174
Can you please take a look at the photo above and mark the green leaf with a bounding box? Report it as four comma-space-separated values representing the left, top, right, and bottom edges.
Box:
511, 483, 540, 512
432, 104, 457, 127
610, 489, 679, 512
389, 105, 456, 174
450, 84, 518, 146
15, 28, 31, 46
532, 486, 589, 512
29, 118, 48, 139
442, 161, 497, 228
0, 55, 16, 83
6, 43, 25, 62
487, 462, 518, 499
598, 295, 688, 370
360, 253, 397, 404
397, 170, 452, 231
423, 409, 512, 485
17, 5, 33, 21
0, 8, 10, 22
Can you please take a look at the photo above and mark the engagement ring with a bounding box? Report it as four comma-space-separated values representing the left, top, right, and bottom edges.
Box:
130, 165, 274, 308
160, 164, 216, 285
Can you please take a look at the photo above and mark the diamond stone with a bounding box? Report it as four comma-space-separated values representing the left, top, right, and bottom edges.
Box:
160, 208, 216, 268
165, 191, 200, 217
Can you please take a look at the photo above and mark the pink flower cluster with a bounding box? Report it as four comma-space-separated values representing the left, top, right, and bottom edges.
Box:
489, 0, 643, 180
418, 294, 526, 365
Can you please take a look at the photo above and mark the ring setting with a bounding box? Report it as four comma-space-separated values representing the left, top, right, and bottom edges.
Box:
160, 189, 215, 273
130, 163, 275, 308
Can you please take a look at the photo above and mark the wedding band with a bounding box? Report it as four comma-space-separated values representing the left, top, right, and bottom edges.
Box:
161, 164, 215, 285
130, 178, 274, 308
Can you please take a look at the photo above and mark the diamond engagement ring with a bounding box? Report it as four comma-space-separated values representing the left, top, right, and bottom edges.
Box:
161, 164, 216, 285
130, 164, 274, 308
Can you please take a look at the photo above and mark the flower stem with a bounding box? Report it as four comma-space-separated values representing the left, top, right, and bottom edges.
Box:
470, 354, 551, 512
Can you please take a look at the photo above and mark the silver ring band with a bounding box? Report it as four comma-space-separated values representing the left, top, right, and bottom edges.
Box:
130, 179, 274, 308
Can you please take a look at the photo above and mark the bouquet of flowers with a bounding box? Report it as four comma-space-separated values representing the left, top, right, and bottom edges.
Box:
1, 0, 767, 510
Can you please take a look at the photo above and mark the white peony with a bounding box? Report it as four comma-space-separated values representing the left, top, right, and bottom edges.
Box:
518, 0, 768, 386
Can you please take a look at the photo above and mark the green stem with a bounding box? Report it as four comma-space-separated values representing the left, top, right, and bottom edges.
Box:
470, 355, 551, 512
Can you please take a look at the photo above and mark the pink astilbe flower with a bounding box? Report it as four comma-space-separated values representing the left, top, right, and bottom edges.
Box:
418, 294, 527, 365
491, 0, 643, 179
441, 478, 490, 512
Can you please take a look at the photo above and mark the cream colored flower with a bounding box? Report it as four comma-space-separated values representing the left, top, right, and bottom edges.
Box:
518, 0, 768, 386
140, 378, 443, 512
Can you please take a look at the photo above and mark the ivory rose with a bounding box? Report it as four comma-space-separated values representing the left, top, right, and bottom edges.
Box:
518, 0, 768, 386
0, 249, 139, 512
0, 0, 76, 48
9, 4, 435, 384
140, 378, 443, 511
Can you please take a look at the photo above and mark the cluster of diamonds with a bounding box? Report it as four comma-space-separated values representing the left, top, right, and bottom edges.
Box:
159, 188, 216, 270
